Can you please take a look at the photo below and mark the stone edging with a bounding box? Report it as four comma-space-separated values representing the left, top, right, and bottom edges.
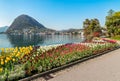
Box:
19, 47, 120, 81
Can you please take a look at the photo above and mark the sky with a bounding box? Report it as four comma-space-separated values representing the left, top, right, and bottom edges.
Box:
0, 0, 120, 30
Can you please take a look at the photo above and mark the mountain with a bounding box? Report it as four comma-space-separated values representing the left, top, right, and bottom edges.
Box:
0, 26, 9, 33
61, 28, 83, 33
6, 14, 50, 34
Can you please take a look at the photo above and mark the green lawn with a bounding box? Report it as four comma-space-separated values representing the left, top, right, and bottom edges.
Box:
111, 35, 120, 40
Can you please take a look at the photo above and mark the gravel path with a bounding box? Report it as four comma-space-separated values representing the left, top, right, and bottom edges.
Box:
32, 48, 120, 81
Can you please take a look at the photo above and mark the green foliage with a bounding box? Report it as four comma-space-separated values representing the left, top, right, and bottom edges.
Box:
106, 10, 120, 37
83, 18, 102, 41
0, 43, 119, 81
111, 35, 120, 40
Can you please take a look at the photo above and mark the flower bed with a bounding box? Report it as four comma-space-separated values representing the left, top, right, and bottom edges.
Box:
102, 38, 117, 43
0, 41, 119, 81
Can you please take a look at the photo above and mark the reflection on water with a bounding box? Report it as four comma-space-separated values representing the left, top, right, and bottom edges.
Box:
7, 34, 44, 47
0, 34, 84, 48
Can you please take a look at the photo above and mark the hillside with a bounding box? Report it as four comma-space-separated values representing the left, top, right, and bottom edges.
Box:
6, 14, 53, 34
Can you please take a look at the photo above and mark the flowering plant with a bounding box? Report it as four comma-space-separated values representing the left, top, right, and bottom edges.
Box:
0, 42, 119, 81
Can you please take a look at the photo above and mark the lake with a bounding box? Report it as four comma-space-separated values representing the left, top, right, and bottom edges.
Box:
0, 34, 84, 48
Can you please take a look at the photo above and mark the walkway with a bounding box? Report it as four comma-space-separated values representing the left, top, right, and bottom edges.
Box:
47, 48, 120, 81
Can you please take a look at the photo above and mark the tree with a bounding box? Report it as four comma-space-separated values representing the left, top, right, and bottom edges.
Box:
108, 9, 115, 16
105, 10, 120, 37
83, 19, 91, 37
83, 18, 102, 41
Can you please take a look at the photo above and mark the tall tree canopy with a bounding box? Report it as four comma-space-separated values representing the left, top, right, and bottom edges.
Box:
105, 10, 120, 36
83, 18, 102, 39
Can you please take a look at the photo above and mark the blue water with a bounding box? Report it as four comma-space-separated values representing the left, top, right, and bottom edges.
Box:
0, 34, 84, 48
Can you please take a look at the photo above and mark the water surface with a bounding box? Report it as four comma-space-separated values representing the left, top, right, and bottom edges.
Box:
0, 34, 84, 48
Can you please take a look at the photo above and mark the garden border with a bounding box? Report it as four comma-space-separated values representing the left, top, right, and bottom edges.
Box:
19, 46, 120, 81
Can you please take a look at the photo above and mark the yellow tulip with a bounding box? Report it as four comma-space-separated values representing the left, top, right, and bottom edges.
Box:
22, 47, 25, 49
1, 59, 3, 61
0, 68, 3, 72
6, 48, 9, 52
12, 58, 15, 62
1, 61, 4, 65
29, 46, 33, 50
6, 57, 11, 61
16, 52, 20, 57
5, 60, 8, 63
20, 48, 23, 52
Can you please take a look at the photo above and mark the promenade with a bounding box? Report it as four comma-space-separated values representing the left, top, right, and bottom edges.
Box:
46, 48, 120, 81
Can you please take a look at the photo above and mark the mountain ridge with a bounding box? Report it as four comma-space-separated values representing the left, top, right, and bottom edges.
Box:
6, 14, 50, 34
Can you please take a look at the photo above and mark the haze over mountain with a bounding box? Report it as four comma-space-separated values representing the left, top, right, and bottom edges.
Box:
0, 26, 9, 33
6, 14, 54, 34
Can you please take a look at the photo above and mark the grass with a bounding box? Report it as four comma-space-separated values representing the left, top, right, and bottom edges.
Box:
111, 35, 120, 40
